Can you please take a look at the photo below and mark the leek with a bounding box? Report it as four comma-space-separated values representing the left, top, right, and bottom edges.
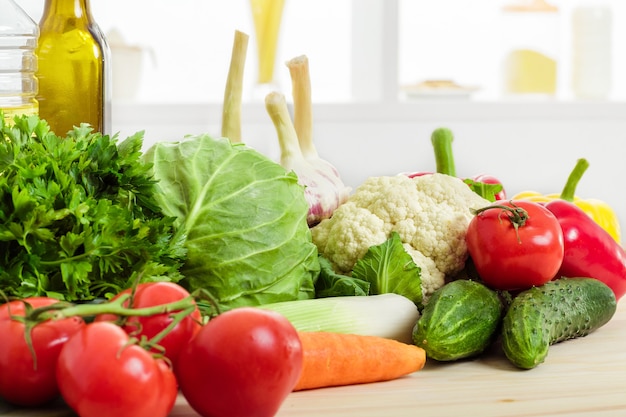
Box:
258, 293, 420, 344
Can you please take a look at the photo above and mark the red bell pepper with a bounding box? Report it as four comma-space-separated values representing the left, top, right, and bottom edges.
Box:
405, 127, 507, 202
545, 199, 626, 301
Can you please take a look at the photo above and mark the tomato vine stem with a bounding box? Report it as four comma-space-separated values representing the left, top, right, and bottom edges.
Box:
31, 294, 197, 321
471, 201, 530, 243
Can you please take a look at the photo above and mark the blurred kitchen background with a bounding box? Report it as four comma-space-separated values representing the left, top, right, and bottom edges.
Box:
15, 0, 626, 224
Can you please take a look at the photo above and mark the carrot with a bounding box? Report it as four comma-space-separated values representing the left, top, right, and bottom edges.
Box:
293, 331, 426, 391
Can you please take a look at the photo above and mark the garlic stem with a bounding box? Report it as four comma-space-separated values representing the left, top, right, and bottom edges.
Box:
221, 30, 249, 143
286, 55, 317, 158
264, 92, 305, 167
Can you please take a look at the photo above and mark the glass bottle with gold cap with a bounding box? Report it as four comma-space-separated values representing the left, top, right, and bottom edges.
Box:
36, 0, 111, 135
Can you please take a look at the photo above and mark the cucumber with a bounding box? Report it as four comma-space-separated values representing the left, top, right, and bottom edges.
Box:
412, 279, 503, 361
501, 277, 617, 369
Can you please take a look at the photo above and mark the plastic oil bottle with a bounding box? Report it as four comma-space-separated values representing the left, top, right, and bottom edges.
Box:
36, 0, 111, 135
572, 7, 613, 100
0, 0, 39, 123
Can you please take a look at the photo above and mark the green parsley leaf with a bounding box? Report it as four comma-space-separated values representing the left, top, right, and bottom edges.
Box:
0, 113, 185, 301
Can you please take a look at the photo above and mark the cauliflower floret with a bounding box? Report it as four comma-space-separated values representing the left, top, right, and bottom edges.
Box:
311, 173, 489, 297
310, 202, 388, 273
405, 173, 489, 274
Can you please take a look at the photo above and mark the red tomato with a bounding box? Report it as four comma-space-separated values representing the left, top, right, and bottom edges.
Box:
0, 297, 84, 406
95, 282, 201, 366
466, 200, 564, 291
56, 321, 177, 417
176, 308, 303, 417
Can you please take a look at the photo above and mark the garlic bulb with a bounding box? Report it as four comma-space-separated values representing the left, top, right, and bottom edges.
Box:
265, 91, 349, 227
287, 55, 351, 224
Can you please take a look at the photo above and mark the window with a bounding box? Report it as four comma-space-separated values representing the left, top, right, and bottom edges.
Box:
399, 0, 626, 101
15, 0, 626, 103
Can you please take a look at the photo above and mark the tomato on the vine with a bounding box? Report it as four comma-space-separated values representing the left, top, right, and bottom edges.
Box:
95, 282, 201, 366
466, 200, 564, 291
176, 307, 303, 417
0, 297, 84, 406
56, 321, 177, 417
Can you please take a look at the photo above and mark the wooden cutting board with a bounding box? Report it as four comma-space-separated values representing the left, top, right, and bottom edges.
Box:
2, 301, 625, 417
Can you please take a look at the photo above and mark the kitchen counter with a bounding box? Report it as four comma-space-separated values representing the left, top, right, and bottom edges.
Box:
2, 301, 625, 417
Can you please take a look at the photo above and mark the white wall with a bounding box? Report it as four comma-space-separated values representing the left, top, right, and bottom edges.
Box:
112, 101, 626, 228
15, 0, 626, 102
16, 0, 626, 230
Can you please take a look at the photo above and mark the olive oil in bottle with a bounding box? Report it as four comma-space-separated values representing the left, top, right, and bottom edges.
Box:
36, 0, 111, 135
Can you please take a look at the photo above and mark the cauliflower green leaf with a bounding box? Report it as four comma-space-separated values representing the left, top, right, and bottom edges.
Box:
315, 255, 370, 298
352, 232, 423, 307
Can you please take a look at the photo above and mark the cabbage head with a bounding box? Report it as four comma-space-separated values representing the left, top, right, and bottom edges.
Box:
143, 134, 319, 311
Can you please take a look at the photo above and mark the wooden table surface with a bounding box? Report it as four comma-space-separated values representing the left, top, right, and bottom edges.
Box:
2, 301, 625, 417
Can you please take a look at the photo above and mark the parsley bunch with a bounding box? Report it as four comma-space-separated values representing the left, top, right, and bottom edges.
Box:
0, 114, 185, 301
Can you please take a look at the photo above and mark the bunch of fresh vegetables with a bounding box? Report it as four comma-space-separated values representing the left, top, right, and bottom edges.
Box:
1, 99, 426, 404
466, 162, 626, 301
1, 73, 624, 417
310, 172, 490, 302
0, 113, 320, 312
0, 285, 296, 417
298, 125, 521, 305
410, 154, 624, 368
0, 282, 426, 417
0, 283, 201, 412
288, 127, 623, 371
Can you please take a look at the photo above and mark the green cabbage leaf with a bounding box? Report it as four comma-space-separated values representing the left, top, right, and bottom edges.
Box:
143, 135, 320, 311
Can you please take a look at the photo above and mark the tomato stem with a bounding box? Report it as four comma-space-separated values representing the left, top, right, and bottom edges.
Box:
471, 201, 529, 243
31, 294, 197, 322
192, 288, 223, 317
142, 305, 198, 352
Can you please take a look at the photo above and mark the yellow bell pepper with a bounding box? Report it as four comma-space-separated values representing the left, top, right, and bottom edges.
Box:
512, 159, 621, 244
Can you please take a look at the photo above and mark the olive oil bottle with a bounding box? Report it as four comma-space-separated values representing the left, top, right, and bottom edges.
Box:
36, 0, 111, 135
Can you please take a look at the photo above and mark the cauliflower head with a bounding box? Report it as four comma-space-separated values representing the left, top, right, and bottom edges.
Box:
311, 173, 490, 298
